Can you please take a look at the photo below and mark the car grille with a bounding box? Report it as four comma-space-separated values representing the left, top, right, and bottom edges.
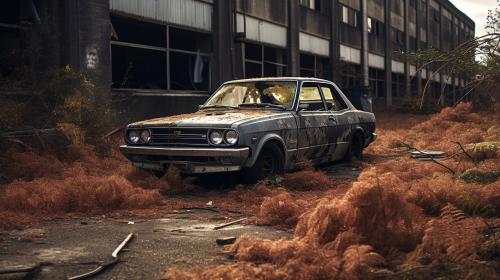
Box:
148, 127, 209, 146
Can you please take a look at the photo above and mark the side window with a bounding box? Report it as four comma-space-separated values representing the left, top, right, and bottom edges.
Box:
321, 85, 348, 111
299, 83, 325, 111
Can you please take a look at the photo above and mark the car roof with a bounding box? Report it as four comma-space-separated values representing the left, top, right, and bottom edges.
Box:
225, 77, 333, 84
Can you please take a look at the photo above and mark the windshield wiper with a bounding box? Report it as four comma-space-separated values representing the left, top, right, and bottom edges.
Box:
200, 105, 238, 110
238, 103, 286, 110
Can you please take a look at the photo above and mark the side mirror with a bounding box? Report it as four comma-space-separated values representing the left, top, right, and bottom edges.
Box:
298, 103, 309, 112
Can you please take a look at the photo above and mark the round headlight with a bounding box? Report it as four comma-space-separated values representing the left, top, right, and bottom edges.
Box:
209, 130, 223, 145
225, 130, 238, 145
128, 130, 140, 143
140, 129, 151, 143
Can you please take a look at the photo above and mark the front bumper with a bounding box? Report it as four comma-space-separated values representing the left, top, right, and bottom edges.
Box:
119, 145, 250, 174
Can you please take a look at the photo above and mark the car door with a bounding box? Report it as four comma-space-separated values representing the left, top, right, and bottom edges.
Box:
319, 83, 351, 160
295, 82, 332, 161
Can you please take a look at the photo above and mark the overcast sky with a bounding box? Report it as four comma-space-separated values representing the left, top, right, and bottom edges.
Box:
449, 0, 498, 37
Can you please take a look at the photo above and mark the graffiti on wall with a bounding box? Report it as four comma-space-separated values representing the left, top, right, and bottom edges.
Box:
85, 47, 98, 69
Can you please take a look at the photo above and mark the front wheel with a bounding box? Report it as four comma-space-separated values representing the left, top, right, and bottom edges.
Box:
242, 142, 284, 184
345, 133, 364, 161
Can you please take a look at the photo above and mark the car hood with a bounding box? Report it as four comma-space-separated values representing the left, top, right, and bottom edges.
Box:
128, 109, 281, 128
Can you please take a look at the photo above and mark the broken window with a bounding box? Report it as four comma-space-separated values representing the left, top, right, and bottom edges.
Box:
110, 15, 212, 91
300, 54, 330, 80
112, 45, 166, 89
111, 15, 166, 47
0, 0, 37, 81
244, 43, 286, 78
169, 27, 211, 91
300, 53, 315, 77
300, 0, 321, 11
170, 51, 210, 91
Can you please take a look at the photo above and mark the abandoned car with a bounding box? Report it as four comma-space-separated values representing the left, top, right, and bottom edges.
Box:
120, 78, 377, 182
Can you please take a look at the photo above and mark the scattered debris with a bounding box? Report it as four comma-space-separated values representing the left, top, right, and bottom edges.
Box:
102, 127, 123, 139
213, 218, 248, 230
402, 143, 455, 174
180, 207, 220, 213
68, 232, 134, 280
0, 263, 45, 277
216, 236, 237, 245
0, 128, 60, 139
206, 201, 213, 207
410, 150, 446, 160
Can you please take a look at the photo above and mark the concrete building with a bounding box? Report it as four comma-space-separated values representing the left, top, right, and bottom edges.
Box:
0, 0, 475, 122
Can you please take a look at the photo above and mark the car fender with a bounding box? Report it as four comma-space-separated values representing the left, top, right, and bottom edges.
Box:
244, 133, 287, 168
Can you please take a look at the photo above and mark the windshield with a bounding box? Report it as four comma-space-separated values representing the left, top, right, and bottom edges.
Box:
203, 81, 297, 110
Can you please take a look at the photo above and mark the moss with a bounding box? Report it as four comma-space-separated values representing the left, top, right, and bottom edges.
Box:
459, 169, 500, 185
464, 142, 500, 160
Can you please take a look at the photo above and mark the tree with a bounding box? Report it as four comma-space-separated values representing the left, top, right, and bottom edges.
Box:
407, 4, 500, 112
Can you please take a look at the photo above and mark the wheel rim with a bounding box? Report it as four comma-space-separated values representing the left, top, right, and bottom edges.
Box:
261, 154, 276, 177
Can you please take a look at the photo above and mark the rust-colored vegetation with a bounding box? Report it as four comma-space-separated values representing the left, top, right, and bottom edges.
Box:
163, 103, 500, 279
0, 143, 198, 230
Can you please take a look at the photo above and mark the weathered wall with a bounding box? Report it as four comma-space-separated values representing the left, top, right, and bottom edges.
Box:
64, 0, 111, 92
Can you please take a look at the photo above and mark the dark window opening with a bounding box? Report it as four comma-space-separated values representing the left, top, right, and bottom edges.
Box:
245, 43, 262, 61
300, 53, 315, 69
169, 27, 212, 52
0, 0, 20, 24
110, 16, 213, 92
245, 61, 261, 78
264, 62, 286, 77
111, 15, 166, 47
170, 51, 210, 91
112, 45, 166, 89
368, 18, 380, 35
244, 43, 286, 78
340, 5, 358, 28
300, 0, 321, 11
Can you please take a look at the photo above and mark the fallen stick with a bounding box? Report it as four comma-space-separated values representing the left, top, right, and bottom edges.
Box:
213, 218, 248, 230
400, 141, 456, 174
0, 263, 43, 275
68, 232, 134, 280
452, 141, 478, 165
180, 207, 220, 213
102, 127, 123, 139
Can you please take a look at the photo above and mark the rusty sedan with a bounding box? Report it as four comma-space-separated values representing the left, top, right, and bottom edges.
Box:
120, 78, 376, 182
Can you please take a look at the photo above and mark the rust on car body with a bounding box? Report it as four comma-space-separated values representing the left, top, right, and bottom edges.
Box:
120, 77, 377, 182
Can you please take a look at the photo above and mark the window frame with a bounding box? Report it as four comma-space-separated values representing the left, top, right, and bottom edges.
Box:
297, 82, 328, 112
318, 83, 349, 112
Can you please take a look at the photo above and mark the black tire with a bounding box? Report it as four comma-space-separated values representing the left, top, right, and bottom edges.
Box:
345, 133, 364, 161
152, 170, 166, 178
242, 142, 284, 184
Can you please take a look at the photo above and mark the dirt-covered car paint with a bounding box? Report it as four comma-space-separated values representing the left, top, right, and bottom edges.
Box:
120, 78, 376, 178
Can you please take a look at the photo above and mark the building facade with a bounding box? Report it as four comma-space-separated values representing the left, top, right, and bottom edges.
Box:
0, 0, 475, 122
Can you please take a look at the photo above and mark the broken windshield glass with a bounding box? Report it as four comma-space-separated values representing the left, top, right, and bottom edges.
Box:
203, 81, 297, 110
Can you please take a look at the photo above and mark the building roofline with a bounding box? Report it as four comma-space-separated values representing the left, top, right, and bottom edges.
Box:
438, 0, 475, 31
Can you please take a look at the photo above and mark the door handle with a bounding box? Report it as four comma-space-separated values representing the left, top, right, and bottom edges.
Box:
328, 116, 336, 122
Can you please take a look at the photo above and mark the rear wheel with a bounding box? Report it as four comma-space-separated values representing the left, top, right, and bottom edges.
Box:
242, 142, 284, 184
345, 133, 364, 161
